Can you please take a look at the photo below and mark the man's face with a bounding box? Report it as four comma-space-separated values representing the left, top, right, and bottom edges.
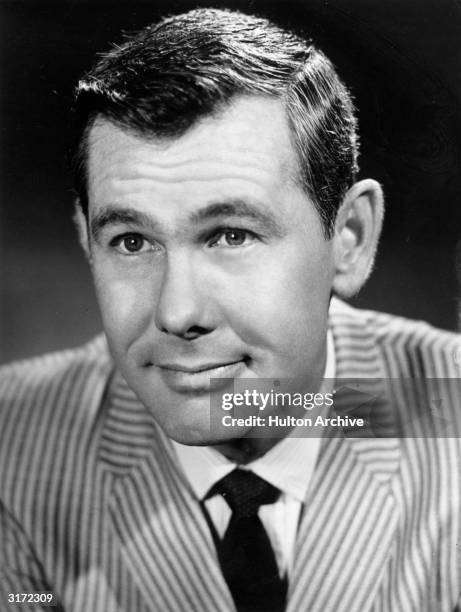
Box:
85, 96, 336, 444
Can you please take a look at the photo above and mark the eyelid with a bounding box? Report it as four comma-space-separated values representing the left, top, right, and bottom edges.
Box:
109, 232, 157, 255
207, 227, 259, 248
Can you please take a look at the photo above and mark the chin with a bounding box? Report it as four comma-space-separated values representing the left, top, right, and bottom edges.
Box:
165, 426, 236, 447
161, 414, 251, 447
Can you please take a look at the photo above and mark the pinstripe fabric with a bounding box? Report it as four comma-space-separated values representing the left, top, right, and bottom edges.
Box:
1, 299, 460, 611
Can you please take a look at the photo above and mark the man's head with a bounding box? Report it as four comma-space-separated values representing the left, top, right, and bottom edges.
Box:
72, 8, 360, 239
73, 9, 383, 446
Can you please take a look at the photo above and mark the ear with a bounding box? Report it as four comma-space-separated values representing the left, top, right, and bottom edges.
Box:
332, 179, 384, 298
73, 200, 92, 261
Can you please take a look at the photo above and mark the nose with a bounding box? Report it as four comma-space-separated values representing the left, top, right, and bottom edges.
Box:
154, 251, 214, 339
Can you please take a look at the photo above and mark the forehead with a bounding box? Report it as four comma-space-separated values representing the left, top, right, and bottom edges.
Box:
86, 95, 300, 208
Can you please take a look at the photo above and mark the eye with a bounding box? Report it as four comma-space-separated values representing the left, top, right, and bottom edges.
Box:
209, 228, 257, 248
110, 233, 153, 255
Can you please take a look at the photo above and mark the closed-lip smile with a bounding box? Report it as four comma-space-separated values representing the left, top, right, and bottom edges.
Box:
153, 359, 247, 393
157, 360, 243, 374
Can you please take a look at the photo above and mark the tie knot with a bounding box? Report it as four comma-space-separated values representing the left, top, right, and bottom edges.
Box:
208, 469, 281, 518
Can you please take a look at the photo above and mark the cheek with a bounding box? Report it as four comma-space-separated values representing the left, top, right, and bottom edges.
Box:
92, 266, 154, 347
221, 241, 333, 346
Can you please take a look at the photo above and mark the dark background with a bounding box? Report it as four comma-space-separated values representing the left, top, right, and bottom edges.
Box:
1, 0, 460, 364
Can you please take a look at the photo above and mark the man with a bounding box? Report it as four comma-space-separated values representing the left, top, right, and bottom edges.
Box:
1, 8, 460, 612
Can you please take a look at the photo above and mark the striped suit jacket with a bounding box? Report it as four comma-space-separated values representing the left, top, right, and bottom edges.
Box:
1, 299, 461, 612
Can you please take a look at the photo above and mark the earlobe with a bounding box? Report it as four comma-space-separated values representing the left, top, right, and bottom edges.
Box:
332, 179, 384, 298
73, 201, 92, 261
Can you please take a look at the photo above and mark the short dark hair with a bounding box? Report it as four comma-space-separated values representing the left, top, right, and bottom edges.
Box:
71, 8, 359, 238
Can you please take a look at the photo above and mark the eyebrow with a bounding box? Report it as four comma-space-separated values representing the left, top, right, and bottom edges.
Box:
90, 209, 157, 241
90, 199, 285, 241
191, 200, 284, 236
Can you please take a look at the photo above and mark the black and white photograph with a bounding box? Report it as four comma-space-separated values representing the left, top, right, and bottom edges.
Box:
1, 1, 461, 610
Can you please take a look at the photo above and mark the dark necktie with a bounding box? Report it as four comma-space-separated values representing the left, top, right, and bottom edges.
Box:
205, 468, 288, 612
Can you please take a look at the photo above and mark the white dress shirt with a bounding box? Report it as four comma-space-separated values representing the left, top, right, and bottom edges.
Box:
173, 331, 335, 577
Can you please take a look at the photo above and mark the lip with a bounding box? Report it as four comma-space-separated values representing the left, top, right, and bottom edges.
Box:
154, 359, 246, 393
157, 360, 243, 374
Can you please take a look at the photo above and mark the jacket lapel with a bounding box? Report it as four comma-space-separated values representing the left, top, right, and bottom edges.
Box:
286, 300, 401, 612
101, 372, 234, 612
287, 433, 400, 612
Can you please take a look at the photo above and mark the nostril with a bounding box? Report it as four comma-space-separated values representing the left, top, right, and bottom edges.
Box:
182, 325, 211, 340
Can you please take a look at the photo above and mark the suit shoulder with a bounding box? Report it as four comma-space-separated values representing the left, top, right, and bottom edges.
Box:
0, 334, 112, 395
330, 298, 460, 377
0, 337, 115, 525
0, 335, 114, 436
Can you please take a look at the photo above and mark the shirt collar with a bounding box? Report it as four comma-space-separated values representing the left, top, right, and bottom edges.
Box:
172, 330, 335, 504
